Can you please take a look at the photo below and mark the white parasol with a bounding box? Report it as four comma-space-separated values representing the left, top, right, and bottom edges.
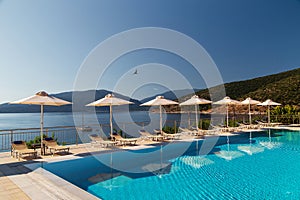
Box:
241, 97, 261, 125
213, 96, 241, 127
257, 99, 281, 124
140, 96, 178, 132
10, 91, 72, 154
86, 94, 133, 136
179, 95, 211, 130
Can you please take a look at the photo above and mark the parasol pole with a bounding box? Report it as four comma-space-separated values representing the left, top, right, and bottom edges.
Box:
248, 103, 252, 125
195, 104, 199, 131
110, 104, 113, 136
267, 105, 270, 125
226, 104, 229, 127
40, 104, 44, 155
159, 105, 162, 133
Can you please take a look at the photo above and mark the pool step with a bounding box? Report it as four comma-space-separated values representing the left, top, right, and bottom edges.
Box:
8, 167, 99, 200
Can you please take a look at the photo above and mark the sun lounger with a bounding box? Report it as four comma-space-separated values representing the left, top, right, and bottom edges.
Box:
179, 127, 195, 134
111, 134, 138, 146
139, 130, 164, 141
161, 131, 181, 140
237, 123, 251, 130
256, 121, 269, 128
153, 129, 181, 140
89, 134, 117, 148
202, 129, 219, 135
236, 123, 261, 130
11, 141, 37, 161
210, 124, 230, 132
179, 127, 205, 137
42, 137, 70, 156
153, 129, 161, 135
268, 122, 282, 127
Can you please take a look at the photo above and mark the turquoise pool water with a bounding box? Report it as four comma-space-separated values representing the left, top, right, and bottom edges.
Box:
44, 129, 300, 199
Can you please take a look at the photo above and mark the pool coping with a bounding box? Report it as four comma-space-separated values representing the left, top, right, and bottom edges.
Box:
8, 160, 100, 200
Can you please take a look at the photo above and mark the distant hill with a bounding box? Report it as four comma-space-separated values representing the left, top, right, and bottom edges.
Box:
1, 68, 298, 113
56, 89, 142, 112
183, 68, 300, 106
0, 90, 142, 113
140, 89, 200, 103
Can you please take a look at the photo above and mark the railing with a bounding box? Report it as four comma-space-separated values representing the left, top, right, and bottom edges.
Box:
221, 114, 300, 125
273, 115, 300, 124
0, 119, 198, 151
0, 126, 78, 151
1, 114, 299, 151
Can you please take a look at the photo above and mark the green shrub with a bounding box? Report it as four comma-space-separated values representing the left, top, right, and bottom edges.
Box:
26, 134, 48, 149
118, 129, 124, 138
162, 126, 175, 134
199, 119, 211, 130
228, 120, 239, 127
26, 133, 59, 148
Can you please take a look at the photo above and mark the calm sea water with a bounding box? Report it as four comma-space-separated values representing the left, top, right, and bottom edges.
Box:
0, 112, 75, 129
0, 111, 203, 130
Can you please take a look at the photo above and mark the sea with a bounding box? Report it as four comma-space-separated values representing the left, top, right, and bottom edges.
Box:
0, 111, 196, 130
0, 111, 204, 138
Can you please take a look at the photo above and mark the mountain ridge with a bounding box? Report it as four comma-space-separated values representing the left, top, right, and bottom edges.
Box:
0, 68, 298, 113
186, 67, 300, 106
0, 90, 142, 113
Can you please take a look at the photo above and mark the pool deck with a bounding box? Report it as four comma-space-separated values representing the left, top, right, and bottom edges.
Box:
0, 126, 299, 200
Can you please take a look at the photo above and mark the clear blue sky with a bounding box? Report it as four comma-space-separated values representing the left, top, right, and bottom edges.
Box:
0, 0, 300, 103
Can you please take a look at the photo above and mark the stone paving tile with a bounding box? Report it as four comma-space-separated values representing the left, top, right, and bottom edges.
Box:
0, 175, 30, 200
0, 143, 103, 199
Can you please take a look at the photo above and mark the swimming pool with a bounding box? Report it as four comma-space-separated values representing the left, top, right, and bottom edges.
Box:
44, 129, 300, 200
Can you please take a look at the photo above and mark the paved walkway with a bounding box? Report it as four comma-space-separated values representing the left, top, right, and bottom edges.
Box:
0, 144, 100, 200
0, 172, 30, 200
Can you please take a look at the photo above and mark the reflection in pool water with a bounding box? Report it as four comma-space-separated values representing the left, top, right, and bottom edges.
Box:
44, 129, 300, 200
